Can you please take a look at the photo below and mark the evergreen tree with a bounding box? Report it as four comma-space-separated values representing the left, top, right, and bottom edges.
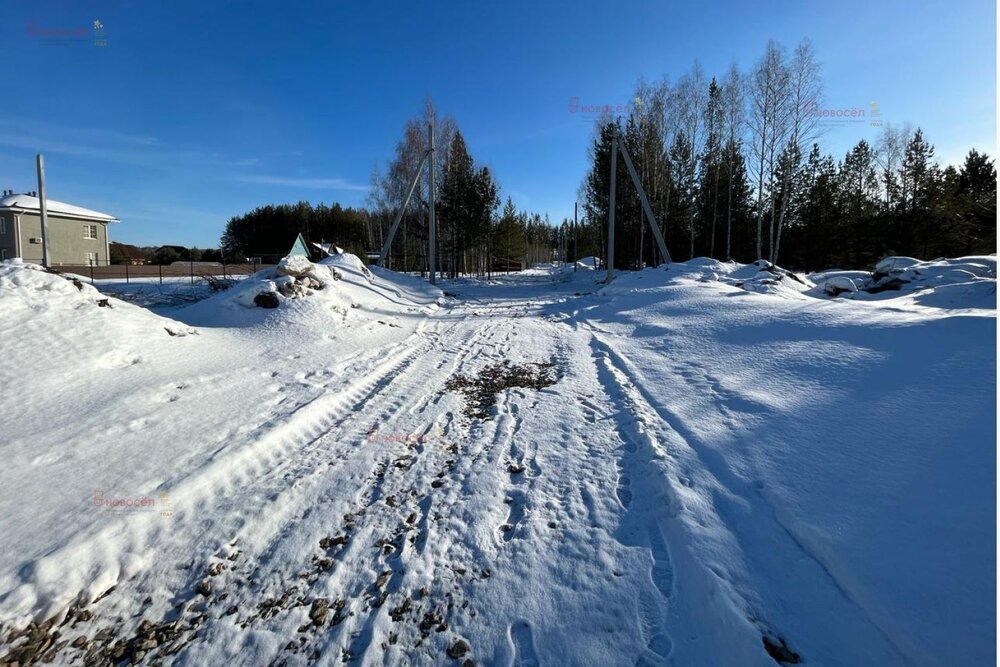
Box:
697, 77, 725, 258
955, 150, 998, 254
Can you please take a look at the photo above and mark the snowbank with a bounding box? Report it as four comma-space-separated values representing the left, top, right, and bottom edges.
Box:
173, 253, 443, 328
577, 254, 995, 664
0, 256, 441, 628
597, 255, 997, 311
0, 260, 194, 337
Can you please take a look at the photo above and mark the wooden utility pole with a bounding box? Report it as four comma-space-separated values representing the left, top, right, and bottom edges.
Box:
605, 131, 672, 282
36, 154, 51, 268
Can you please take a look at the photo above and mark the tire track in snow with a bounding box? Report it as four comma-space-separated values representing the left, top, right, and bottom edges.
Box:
217, 313, 502, 661
0, 331, 434, 633
221, 312, 516, 666
346, 311, 544, 664
586, 333, 680, 664
19, 314, 499, 665
584, 325, 912, 665
332, 317, 510, 664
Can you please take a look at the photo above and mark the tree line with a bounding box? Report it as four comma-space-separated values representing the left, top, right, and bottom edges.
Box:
220, 201, 372, 262
367, 101, 562, 277
109, 243, 225, 265
581, 38, 996, 271
217, 41, 994, 274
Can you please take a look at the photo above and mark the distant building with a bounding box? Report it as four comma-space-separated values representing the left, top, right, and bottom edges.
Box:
0, 190, 118, 265
286, 233, 313, 259
153, 245, 191, 263
312, 241, 344, 256
252, 233, 330, 264
109, 242, 146, 265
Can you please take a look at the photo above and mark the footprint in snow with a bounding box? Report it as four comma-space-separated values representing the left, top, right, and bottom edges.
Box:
31, 452, 62, 466
509, 620, 539, 667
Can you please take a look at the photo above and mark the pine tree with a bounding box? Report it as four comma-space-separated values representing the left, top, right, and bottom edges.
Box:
668, 133, 696, 259
698, 78, 724, 258
838, 140, 881, 265
956, 150, 997, 254
437, 131, 475, 277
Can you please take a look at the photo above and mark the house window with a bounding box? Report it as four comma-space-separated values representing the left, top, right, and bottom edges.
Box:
0, 216, 5, 234
84, 224, 98, 240
1, 249, 7, 260
85, 252, 98, 265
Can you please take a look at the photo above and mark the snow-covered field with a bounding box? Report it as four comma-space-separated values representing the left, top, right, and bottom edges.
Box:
0, 254, 994, 666
73, 276, 256, 313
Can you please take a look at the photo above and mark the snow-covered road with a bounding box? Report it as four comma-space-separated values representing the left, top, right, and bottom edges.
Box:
0, 257, 995, 666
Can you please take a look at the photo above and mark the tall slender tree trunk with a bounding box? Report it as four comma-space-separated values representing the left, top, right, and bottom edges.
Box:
754, 130, 767, 260
767, 153, 779, 263
773, 168, 793, 264
774, 204, 788, 264
710, 161, 720, 258
726, 160, 734, 261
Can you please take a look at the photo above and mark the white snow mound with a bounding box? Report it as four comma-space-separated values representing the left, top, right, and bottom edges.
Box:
173, 253, 443, 327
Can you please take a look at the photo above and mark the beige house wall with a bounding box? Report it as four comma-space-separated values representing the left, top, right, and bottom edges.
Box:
0, 212, 112, 265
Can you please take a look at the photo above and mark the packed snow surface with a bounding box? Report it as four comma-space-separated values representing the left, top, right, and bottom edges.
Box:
0, 255, 994, 666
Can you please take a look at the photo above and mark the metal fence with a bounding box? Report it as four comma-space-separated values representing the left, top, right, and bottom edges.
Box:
58, 262, 277, 285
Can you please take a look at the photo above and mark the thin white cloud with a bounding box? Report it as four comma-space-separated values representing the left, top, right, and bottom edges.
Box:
236, 175, 369, 192
0, 118, 256, 169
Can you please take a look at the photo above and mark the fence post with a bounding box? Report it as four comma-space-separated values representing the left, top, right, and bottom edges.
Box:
190, 260, 194, 286
125, 261, 129, 284
159, 263, 162, 286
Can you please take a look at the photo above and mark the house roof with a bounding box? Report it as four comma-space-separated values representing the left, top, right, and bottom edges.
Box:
312, 241, 345, 256
0, 193, 118, 222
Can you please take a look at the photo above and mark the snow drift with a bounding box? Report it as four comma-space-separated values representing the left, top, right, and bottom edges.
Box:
580, 255, 996, 665
174, 253, 443, 328
0, 255, 441, 628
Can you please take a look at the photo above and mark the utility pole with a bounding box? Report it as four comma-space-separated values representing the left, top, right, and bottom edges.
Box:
604, 130, 671, 282
376, 151, 429, 267
36, 154, 51, 268
428, 123, 437, 285
607, 138, 617, 283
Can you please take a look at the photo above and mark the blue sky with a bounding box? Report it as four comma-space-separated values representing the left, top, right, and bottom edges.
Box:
0, 0, 994, 247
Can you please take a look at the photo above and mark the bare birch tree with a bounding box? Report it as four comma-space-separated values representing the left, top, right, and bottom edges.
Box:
672, 62, 707, 258
721, 64, 745, 261
875, 122, 913, 211
748, 41, 789, 260
367, 99, 456, 272
772, 39, 822, 264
